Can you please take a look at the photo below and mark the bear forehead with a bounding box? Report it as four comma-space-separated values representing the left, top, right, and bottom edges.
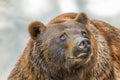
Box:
46, 21, 87, 35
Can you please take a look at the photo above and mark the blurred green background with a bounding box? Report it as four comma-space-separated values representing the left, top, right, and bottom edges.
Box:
0, 0, 120, 80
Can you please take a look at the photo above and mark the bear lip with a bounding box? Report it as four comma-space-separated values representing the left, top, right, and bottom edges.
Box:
76, 53, 88, 59
68, 52, 89, 59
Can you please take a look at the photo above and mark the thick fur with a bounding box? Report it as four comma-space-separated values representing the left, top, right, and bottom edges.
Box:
8, 13, 120, 80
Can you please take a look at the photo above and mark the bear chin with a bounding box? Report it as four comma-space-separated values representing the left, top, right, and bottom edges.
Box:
64, 51, 92, 70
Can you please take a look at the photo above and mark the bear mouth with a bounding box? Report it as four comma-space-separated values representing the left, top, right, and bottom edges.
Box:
68, 52, 90, 60
77, 48, 91, 59
70, 45, 91, 59
76, 52, 89, 59
67, 47, 92, 65
65, 51, 92, 70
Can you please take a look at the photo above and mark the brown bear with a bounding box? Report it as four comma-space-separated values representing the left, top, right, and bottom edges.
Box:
8, 12, 120, 80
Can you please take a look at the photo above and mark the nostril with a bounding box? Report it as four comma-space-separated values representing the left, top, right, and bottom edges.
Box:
78, 38, 91, 49
79, 41, 85, 47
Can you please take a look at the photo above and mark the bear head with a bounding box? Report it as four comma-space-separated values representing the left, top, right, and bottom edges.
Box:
28, 13, 93, 79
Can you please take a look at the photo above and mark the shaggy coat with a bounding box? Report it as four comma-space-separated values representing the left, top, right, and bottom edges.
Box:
8, 13, 120, 80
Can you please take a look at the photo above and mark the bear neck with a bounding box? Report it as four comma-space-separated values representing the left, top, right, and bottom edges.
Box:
86, 21, 115, 80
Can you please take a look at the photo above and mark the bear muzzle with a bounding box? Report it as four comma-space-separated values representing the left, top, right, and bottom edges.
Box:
68, 38, 91, 60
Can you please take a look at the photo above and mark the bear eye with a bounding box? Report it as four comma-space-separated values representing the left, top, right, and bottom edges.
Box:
60, 33, 67, 41
81, 31, 87, 37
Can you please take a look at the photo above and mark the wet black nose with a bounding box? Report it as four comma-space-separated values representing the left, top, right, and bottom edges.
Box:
77, 38, 91, 49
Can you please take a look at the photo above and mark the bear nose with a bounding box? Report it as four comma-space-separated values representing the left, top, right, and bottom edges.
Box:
77, 38, 91, 49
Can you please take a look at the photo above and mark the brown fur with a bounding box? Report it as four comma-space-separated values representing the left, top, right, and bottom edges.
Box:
8, 12, 120, 80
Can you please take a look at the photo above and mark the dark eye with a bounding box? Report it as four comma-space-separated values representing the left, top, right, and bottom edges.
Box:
81, 31, 87, 37
60, 33, 67, 41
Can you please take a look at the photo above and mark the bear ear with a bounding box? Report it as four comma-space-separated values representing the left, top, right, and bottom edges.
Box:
74, 12, 88, 24
28, 21, 46, 40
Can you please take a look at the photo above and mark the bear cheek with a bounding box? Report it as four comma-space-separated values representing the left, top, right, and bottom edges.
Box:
65, 40, 76, 58
47, 42, 68, 64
